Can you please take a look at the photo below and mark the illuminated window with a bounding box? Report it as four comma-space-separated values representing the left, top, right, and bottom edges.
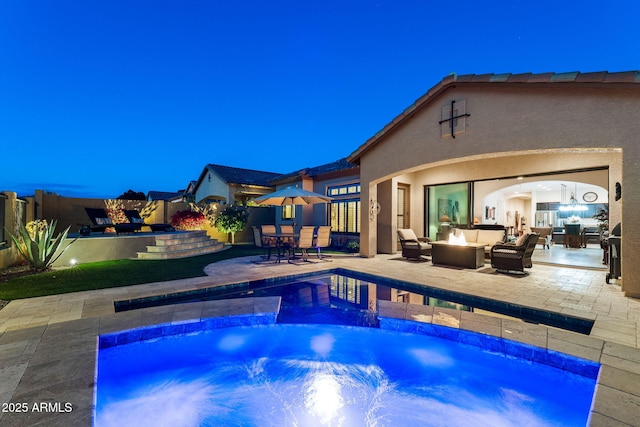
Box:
328, 184, 360, 196
329, 200, 360, 233
327, 183, 360, 233
281, 204, 295, 220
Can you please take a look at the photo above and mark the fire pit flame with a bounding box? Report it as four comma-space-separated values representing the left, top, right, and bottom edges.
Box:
448, 232, 467, 245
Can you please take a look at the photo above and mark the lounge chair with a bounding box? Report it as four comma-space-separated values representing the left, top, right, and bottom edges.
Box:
397, 228, 431, 260
490, 233, 539, 274
84, 207, 141, 234
124, 210, 174, 232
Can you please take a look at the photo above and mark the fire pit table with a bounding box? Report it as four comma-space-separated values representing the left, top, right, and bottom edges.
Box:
430, 241, 487, 269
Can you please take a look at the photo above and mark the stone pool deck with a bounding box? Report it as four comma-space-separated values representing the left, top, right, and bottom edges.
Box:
0, 254, 639, 425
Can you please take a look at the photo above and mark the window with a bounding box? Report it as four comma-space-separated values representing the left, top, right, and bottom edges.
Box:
328, 183, 361, 233
281, 204, 295, 220
328, 184, 360, 196
329, 200, 360, 233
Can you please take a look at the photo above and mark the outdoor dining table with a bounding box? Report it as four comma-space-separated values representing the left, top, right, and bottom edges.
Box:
262, 233, 298, 263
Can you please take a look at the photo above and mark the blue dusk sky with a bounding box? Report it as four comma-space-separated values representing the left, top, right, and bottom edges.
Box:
1, 1, 638, 198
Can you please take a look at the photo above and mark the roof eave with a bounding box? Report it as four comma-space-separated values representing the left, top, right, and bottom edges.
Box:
347, 70, 640, 164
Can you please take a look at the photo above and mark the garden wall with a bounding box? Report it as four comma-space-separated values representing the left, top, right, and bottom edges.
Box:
0, 192, 35, 269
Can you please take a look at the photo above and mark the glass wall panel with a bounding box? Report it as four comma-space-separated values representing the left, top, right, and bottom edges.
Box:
425, 182, 471, 241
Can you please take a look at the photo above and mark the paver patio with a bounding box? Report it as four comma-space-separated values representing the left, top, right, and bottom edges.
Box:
1, 253, 639, 425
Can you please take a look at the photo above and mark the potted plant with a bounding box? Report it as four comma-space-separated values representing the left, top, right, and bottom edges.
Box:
593, 205, 609, 234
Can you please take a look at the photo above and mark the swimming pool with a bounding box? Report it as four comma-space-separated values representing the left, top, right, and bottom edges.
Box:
95, 317, 599, 426
114, 268, 594, 334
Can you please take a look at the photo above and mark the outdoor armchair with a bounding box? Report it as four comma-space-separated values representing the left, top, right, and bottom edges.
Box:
397, 228, 431, 260
490, 233, 539, 273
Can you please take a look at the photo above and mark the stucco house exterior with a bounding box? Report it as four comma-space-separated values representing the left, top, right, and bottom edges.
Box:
270, 158, 360, 247
347, 71, 638, 297
192, 164, 282, 205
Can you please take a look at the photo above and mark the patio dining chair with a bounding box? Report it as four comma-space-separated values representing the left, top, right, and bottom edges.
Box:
252, 226, 274, 260
314, 226, 332, 260
254, 225, 279, 260
279, 224, 296, 248
294, 226, 316, 262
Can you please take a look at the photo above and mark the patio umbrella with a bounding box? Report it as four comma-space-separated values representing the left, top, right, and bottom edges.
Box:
254, 187, 333, 206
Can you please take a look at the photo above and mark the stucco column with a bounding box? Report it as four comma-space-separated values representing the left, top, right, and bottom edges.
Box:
376, 179, 396, 254
620, 147, 639, 297
359, 183, 377, 257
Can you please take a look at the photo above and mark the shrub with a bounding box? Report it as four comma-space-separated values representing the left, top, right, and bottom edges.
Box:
8, 220, 75, 272
171, 210, 206, 230
346, 240, 360, 253
104, 199, 129, 224
214, 205, 249, 244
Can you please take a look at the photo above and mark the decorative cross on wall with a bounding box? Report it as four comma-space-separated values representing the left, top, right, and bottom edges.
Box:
439, 100, 470, 139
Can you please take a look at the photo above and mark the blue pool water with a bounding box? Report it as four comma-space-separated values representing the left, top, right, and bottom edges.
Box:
95, 321, 598, 426
114, 269, 594, 334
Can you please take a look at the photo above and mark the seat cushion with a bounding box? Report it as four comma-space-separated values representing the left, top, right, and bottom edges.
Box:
476, 230, 505, 246
515, 233, 529, 246
398, 229, 419, 241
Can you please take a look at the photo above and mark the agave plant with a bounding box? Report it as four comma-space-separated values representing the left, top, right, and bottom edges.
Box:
8, 220, 76, 272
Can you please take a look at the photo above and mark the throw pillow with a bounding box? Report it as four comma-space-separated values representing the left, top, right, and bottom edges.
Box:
516, 233, 528, 246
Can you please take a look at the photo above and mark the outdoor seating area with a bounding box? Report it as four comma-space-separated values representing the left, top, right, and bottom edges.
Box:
84, 207, 173, 235
252, 224, 332, 264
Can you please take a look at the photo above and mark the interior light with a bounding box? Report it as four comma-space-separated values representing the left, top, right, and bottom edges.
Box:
559, 205, 589, 211
70, 258, 78, 266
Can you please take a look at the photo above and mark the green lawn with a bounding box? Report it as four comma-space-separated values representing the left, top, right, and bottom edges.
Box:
0, 245, 264, 301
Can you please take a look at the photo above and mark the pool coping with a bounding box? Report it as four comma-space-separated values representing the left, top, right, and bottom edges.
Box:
113, 268, 596, 334
1, 295, 639, 426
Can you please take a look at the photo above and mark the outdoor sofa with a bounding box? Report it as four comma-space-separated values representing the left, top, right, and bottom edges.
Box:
451, 228, 507, 256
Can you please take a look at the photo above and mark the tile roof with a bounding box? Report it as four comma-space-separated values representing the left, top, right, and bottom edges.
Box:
272, 157, 359, 183
206, 164, 282, 187
147, 191, 183, 201
348, 70, 640, 163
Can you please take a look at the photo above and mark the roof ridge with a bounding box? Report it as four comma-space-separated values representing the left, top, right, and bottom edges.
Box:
451, 70, 640, 84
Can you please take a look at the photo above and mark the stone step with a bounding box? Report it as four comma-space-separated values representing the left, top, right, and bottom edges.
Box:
137, 241, 225, 260
153, 230, 210, 246
145, 238, 221, 253
136, 230, 225, 260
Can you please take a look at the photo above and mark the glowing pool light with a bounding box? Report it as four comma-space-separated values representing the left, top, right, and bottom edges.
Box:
95, 321, 599, 426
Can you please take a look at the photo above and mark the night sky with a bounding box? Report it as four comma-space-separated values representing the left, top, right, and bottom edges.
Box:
2, 1, 638, 198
